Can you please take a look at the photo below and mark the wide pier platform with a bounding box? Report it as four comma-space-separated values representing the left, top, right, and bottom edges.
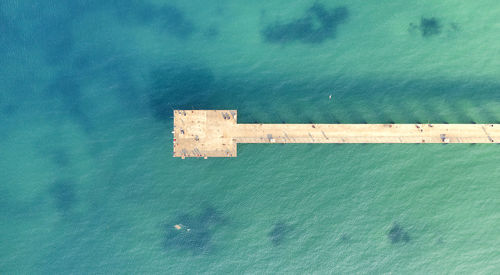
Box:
173, 110, 499, 158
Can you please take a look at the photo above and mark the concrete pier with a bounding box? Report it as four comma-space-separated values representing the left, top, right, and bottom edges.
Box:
173, 110, 500, 158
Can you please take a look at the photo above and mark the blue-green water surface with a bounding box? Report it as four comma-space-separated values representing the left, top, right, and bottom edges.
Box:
1, 0, 500, 273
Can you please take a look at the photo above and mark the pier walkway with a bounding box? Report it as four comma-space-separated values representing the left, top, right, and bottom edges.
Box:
173, 110, 500, 158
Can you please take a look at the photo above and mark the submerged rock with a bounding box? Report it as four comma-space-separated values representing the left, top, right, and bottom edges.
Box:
419, 17, 441, 37
163, 206, 225, 254
261, 4, 349, 44
157, 5, 196, 39
388, 223, 410, 244
46, 75, 94, 133
268, 221, 292, 246
50, 179, 76, 214
409, 17, 442, 37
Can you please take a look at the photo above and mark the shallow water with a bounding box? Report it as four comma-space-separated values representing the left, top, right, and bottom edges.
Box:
1, 0, 500, 273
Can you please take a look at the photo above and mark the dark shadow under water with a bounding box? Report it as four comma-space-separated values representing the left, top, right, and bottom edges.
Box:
46, 74, 95, 134
261, 4, 349, 44
148, 63, 215, 121
163, 206, 226, 254
49, 179, 77, 215
388, 223, 410, 244
268, 221, 293, 246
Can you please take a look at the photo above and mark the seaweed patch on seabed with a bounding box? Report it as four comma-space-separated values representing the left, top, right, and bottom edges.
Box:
46, 74, 94, 133
204, 25, 219, 39
17, 2, 80, 65
261, 4, 349, 44
111, 2, 196, 39
268, 221, 293, 246
50, 179, 77, 214
163, 206, 226, 254
38, 18, 74, 65
2, 104, 18, 116
156, 5, 196, 39
148, 64, 214, 121
51, 148, 71, 167
388, 223, 410, 244
338, 233, 350, 242
0, 4, 21, 49
409, 17, 442, 37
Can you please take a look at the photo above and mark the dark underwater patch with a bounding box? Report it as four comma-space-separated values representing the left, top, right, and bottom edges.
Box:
409, 17, 442, 38
107, 0, 156, 24
110, 2, 195, 39
46, 74, 94, 133
2, 104, 18, 116
157, 5, 195, 39
51, 148, 71, 167
261, 4, 349, 44
50, 179, 76, 214
0, 4, 21, 48
338, 233, 350, 242
204, 25, 219, 39
163, 206, 226, 254
21, 1, 198, 64
37, 17, 74, 65
388, 223, 410, 244
3, 1, 96, 64
13, 2, 80, 65
268, 221, 292, 246
148, 63, 214, 121
419, 17, 441, 37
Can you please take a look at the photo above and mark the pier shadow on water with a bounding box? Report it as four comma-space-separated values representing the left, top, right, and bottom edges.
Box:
261, 4, 349, 44
163, 206, 226, 254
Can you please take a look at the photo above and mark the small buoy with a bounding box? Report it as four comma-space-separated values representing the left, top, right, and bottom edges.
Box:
174, 224, 182, 230
329, 94, 332, 100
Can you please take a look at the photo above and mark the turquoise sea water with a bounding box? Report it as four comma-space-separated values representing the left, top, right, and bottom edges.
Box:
1, 0, 500, 273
